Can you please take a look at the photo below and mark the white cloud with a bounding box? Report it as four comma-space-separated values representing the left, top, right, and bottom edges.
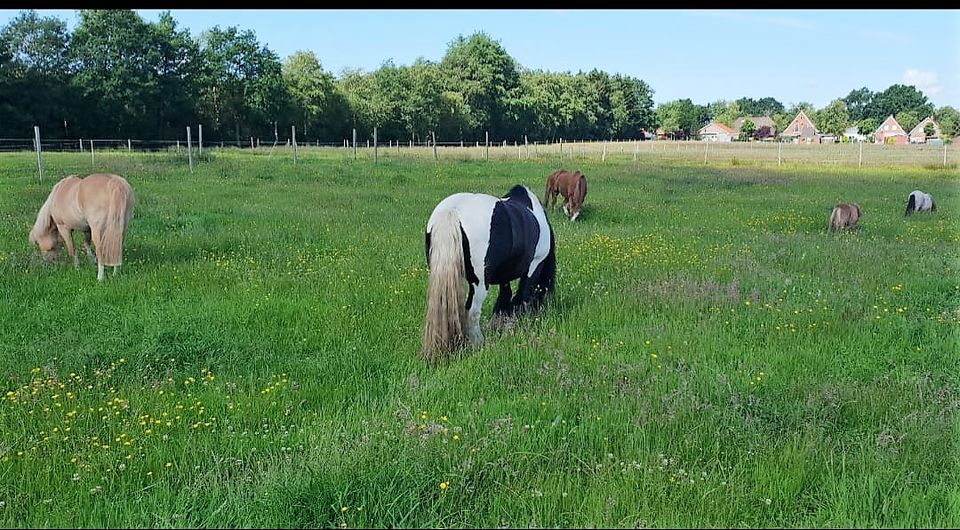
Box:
903, 69, 943, 96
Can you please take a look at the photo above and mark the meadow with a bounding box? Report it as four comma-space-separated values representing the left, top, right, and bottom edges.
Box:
0, 149, 958, 527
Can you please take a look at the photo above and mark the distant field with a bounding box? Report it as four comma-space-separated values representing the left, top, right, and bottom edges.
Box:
0, 151, 958, 527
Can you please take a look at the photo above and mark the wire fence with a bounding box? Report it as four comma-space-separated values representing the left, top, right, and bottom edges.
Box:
3, 129, 957, 184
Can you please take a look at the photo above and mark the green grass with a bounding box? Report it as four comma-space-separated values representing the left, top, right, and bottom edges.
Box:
1, 151, 958, 527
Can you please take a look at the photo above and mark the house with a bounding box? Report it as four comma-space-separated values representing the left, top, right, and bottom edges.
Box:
697, 122, 737, 142
873, 115, 908, 145
779, 110, 820, 144
733, 116, 777, 139
842, 126, 865, 143
908, 116, 941, 144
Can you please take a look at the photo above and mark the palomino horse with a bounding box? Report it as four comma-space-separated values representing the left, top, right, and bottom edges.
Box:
422, 184, 556, 360
828, 202, 861, 232
29, 173, 136, 281
544, 169, 588, 221
905, 190, 936, 215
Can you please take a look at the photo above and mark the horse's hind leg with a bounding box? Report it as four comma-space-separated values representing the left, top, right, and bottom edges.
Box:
490, 283, 514, 330
82, 228, 95, 263
466, 282, 487, 345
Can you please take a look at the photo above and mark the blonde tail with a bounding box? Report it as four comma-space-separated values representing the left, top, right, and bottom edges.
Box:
97, 179, 134, 266
421, 210, 467, 361
828, 207, 840, 232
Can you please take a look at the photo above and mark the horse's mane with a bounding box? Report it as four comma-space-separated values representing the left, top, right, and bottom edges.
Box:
503, 185, 534, 209
29, 176, 75, 243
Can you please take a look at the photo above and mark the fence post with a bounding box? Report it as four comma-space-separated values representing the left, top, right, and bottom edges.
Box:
198, 124, 203, 157
432, 131, 438, 161
353, 128, 357, 160
703, 140, 708, 165
127, 138, 131, 153
778, 141, 782, 166
858, 141, 863, 169
602, 141, 607, 163
292, 125, 298, 164
944, 142, 948, 167
90, 140, 94, 167
518, 141, 522, 161
525, 135, 529, 160
34, 126, 43, 182
250, 136, 254, 149
186, 126, 193, 173
634, 140, 638, 162
559, 138, 563, 162
485, 131, 489, 161
373, 127, 378, 164
79, 137, 84, 153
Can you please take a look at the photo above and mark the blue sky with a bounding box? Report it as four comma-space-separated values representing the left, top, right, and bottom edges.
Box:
3, 9, 959, 109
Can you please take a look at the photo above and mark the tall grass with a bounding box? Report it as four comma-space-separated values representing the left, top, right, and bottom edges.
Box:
0, 151, 957, 527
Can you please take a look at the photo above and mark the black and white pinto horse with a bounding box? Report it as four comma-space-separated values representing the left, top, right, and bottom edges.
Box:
422, 184, 556, 359
905, 190, 936, 215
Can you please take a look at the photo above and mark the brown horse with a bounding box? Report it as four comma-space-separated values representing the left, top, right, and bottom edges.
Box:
29, 173, 136, 281
828, 202, 861, 232
544, 169, 588, 221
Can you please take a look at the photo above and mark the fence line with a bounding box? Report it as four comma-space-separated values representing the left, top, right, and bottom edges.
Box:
5, 129, 957, 182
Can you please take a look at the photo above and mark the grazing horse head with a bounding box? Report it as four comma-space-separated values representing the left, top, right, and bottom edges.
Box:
544, 169, 588, 221
29, 174, 136, 280
422, 184, 556, 361
905, 190, 935, 216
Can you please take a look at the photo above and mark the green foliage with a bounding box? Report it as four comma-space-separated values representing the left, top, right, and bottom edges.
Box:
656, 99, 708, 139
713, 100, 743, 128
738, 118, 756, 141
896, 110, 920, 134
817, 99, 850, 137
282, 51, 335, 139
197, 25, 287, 142
869, 84, 934, 124
858, 118, 879, 136
0, 9, 950, 147
934, 106, 959, 139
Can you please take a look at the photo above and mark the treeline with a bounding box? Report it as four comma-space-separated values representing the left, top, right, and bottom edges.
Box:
0, 10, 655, 143
1, 10, 956, 144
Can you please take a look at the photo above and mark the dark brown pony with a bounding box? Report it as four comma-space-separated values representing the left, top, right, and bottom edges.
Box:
544, 169, 588, 221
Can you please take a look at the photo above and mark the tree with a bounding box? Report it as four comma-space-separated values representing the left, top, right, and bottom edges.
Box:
440, 32, 521, 139
738, 119, 756, 141
735, 97, 783, 117
656, 99, 707, 139
895, 110, 920, 134
69, 10, 160, 137
282, 50, 334, 139
842, 87, 873, 123
923, 122, 936, 138
714, 100, 742, 127
817, 99, 850, 137
868, 84, 933, 124
197, 25, 287, 142
0, 10, 74, 136
772, 113, 791, 137
754, 125, 772, 140
858, 118, 879, 136
935, 106, 959, 140
150, 11, 202, 139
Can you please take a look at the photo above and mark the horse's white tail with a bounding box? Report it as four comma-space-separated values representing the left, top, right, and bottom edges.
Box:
97, 179, 135, 266
422, 210, 467, 361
